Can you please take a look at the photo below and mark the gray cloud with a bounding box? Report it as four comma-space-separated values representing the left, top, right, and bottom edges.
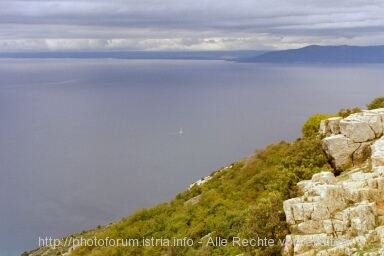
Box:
181, 38, 203, 46
0, 0, 384, 51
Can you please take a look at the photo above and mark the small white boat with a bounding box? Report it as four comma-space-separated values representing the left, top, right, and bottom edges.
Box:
178, 127, 183, 134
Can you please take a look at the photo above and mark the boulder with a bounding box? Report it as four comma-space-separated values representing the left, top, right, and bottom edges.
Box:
338, 111, 384, 141
348, 202, 376, 235
362, 113, 383, 138
322, 135, 360, 171
367, 108, 384, 122
339, 119, 375, 143
321, 109, 384, 172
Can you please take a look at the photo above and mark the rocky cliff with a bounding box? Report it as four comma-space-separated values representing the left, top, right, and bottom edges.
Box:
283, 108, 384, 255
320, 109, 384, 171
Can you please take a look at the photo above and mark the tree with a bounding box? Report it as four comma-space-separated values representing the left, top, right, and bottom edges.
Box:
239, 192, 288, 256
366, 97, 384, 110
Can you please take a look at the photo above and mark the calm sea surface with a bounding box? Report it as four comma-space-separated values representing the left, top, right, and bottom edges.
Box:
1, 59, 383, 255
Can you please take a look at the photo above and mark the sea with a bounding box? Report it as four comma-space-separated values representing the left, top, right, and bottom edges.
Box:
0, 58, 383, 255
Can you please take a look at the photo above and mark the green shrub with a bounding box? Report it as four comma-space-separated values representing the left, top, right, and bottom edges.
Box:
239, 192, 288, 256
366, 96, 384, 110
337, 107, 362, 118
282, 136, 332, 180
301, 113, 335, 137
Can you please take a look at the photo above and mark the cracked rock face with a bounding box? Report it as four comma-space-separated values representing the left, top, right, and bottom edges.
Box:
322, 135, 360, 171
320, 109, 384, 171
283, 112, 384, 255
283, 170, 384, 255
340, 119, 376, 142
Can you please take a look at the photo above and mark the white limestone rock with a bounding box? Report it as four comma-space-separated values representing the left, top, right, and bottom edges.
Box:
374, 166, 384, 175
320, 117, 343, 136
321, 109, 384, 172
353, 142, 372, 165
312, 172, 337, 184
375, 226, 384, 245
367, 108, 384, 123
322, 135, 360, 170
284, 198, 303, 225
292, 202, 316, 221
319, 120, 330, 136
365, 113, 383, 138
339, 118, 375, 143
339, 111, 383, 141
349, 202, 376, 235
283, 235, 294, 256
332, 219, 347, 232
350, 172, 378, 181
357, 111, 384, 138
372, 137, 384, 168
345, 188, 383, 203
297, 220, 325, 234
316, 246, 346, 256
328, 117, 343, 135
323, 220, 334, 234
375, 177, 384, 190
310, 184, 347, 214
297, 180, 312, 195
286, 234, 329, 255
283, 109, 384, 255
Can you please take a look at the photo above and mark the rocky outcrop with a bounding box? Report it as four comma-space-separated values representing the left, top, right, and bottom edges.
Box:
320, 109, 384, 171
372, 138, 384, 168
322, 135, 360, 170
188, 164, 234, 189
283, 132, 384, 255
320, 117, 343, 136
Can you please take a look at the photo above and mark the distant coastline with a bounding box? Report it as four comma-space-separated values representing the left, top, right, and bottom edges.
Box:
0, 50, 267, 61
3, 45, 384, 64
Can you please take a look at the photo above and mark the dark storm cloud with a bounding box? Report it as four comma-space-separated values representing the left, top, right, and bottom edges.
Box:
0, 0, 384, 51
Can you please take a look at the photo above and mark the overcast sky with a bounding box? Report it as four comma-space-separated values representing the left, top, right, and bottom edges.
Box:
1, 0, 384, 52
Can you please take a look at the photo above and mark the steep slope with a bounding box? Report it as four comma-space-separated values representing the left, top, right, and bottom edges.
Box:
27, 108, 384, 256
24, 117, 332, 256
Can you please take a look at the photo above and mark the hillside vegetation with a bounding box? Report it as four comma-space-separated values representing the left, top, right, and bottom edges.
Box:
69, 139, 330, 256
27, 97, 384, 256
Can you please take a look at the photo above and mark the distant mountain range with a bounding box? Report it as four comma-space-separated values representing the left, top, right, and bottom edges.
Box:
239, 45, 384, 63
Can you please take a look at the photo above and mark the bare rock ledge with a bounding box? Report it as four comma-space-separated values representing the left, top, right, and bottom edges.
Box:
283, 109, 384, 255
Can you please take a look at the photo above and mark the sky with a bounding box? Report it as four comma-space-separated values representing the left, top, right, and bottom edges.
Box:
1, 0, 384, 52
